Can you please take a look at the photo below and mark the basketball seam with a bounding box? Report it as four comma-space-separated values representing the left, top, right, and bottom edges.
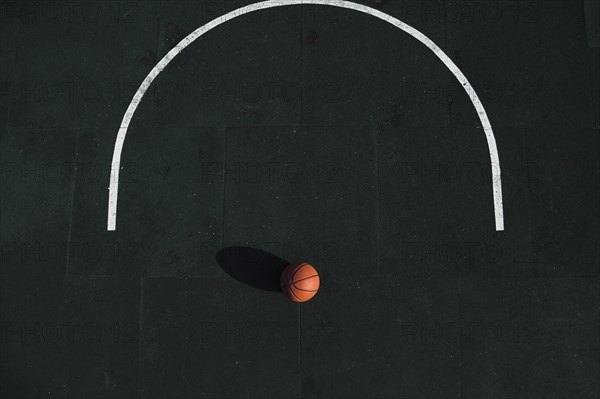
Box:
292, 275, 320, 292
281, 263, 305, 288
288, 287, 303, 302
290, 263, 308, 280
282, 274, 319, 288
292, 285, 318, 293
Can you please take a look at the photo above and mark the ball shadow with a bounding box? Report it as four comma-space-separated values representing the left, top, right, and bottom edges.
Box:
215, 246, 290, 292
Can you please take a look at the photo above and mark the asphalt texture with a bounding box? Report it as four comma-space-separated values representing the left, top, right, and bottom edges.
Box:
1, 1, 599, 398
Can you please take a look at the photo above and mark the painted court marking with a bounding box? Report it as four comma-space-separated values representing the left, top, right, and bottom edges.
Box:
107, 0, 504, 231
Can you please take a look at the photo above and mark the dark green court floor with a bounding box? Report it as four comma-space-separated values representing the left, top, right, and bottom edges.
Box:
1, 1, 599, 398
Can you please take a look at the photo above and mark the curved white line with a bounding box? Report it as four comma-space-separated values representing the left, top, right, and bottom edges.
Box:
108, 0, 504, 231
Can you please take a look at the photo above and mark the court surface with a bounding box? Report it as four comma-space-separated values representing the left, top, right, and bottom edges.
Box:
1, 0, 599, 398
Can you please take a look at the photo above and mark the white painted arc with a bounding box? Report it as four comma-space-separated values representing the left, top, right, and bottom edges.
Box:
107, 0, 504, 232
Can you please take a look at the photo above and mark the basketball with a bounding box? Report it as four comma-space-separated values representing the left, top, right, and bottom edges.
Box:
280, 263, 320, 302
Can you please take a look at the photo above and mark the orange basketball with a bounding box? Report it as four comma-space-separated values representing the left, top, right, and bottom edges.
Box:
280, 263, 320, 302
